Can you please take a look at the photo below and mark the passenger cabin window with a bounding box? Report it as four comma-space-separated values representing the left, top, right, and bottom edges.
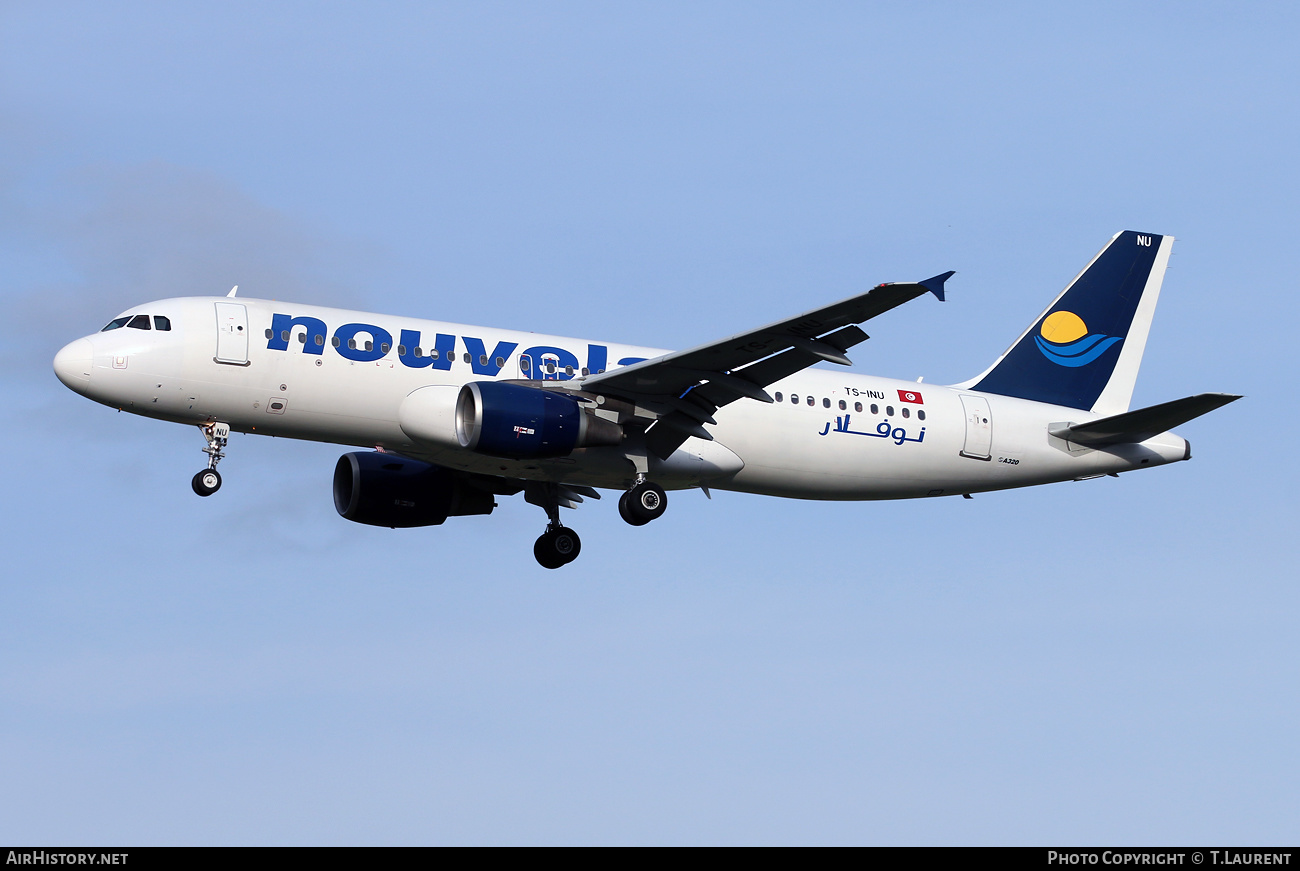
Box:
790, 394, 798, 404
153, 316, 171, 331
918, 410, 926, 421
886, 405, 895, 416
774, 392, 783, 402
870, 404, 879, 414
102, 316, 131, 332
854, 402, 863, 412
838, 400, 847, 410
806, 396, 814, 406
822, 398, 831, 408
902, 407, 910, 418
127, 314, 151, 330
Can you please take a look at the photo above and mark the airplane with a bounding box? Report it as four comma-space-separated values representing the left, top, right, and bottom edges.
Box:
52, 230, 1238, 568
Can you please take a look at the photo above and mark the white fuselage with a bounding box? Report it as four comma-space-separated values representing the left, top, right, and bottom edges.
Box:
53, 296, 1190, 499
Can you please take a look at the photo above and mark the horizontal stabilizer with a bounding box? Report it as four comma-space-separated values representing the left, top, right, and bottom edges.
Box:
1049, 393, 1241, 446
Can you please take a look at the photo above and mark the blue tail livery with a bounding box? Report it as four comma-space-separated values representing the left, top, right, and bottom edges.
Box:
969, 231, 1171, 412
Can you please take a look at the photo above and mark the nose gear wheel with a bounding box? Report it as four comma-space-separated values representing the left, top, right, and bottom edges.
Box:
191, 468, 222, 496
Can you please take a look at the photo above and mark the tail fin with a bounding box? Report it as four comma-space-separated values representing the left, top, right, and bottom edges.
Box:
965, 231, 1173, 414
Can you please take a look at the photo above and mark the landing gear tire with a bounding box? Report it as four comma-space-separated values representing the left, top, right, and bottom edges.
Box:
617, 492, 645, 526
619, 481, 667, 526
194, 422, 229, 497
534, 526, 581, 569
192, 468, 222, 497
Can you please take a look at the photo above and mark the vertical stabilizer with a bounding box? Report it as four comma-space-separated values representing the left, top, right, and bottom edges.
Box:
965, 231, 1173, 413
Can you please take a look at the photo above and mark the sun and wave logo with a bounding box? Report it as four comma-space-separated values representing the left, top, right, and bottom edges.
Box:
1033, 311, 1122, 368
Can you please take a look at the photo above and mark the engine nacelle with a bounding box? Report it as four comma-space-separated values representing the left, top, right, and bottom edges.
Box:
399, 381, 622, 459
456, 381, 623, 458
333, 452, 495, 528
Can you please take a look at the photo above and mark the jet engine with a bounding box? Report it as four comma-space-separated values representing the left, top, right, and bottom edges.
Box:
399, 382, 622, 459
333, 451, 495, 528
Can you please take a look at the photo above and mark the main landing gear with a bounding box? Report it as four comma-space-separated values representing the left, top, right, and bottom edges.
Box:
191, 421, 230, 497
618, 477, 667, 526
534, 525, 581, 570
525, 482, 582, 570
523, 478, 667, 569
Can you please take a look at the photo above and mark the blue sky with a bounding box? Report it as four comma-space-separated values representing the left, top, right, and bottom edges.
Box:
2, 2, 1297, 845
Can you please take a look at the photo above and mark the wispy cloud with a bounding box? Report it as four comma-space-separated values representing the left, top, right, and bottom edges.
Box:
3, 159, 380, 380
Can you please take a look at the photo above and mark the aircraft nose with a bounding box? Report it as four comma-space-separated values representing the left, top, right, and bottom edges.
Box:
53, 338, 93, 392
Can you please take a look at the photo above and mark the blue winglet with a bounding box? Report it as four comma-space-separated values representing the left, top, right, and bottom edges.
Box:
920, 271, 954, 302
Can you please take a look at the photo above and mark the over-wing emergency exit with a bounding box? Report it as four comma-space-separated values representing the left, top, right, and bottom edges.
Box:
53, 231, 1238, 568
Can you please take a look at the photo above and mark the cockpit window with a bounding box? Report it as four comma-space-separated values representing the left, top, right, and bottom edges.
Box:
127, 314, 151, 330
101, 316, 132, 332
153, 316, 172, 331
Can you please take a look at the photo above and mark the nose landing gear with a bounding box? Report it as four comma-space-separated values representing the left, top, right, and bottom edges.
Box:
192, 422, 230, 497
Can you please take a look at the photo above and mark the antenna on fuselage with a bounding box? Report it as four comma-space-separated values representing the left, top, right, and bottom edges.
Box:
227, 286, 239, 298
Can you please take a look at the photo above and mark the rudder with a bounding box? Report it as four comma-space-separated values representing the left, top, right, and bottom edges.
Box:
966, 230, 1173, 414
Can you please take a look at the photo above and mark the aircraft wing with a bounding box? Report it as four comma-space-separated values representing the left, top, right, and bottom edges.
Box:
577, 272, 953, 457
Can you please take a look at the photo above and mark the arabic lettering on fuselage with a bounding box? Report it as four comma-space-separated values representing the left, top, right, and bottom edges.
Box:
817, 413, 926, 445
264, 312, 646, 380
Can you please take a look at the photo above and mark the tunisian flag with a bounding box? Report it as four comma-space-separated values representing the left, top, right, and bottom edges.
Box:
897, 389, 924, 404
